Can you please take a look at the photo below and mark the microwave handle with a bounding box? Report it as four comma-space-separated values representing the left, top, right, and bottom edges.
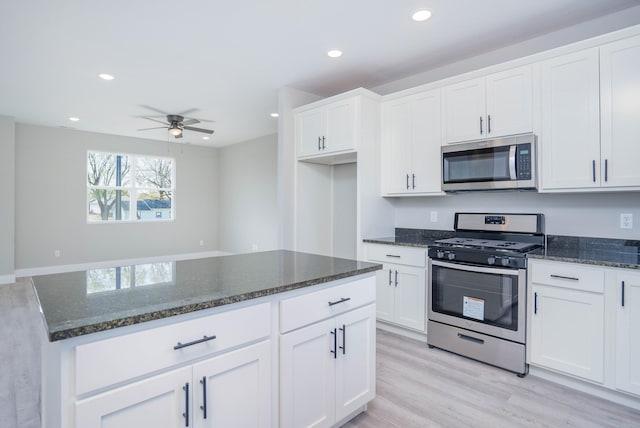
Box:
509, 145, 517, 180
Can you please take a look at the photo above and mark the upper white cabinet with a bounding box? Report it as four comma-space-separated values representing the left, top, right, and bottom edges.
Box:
615, 270, 640, 396
381, 89, 442, 195
540, 35, 640, 191
600, 34, 640, 188
443, 66, 533, 144
296, 97, 357, 159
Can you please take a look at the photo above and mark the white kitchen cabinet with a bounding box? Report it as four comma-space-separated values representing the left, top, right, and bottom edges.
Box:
296, 97, 357, 158
539, 48, 601, 190
600, 34, 640, 188
366, 244, 427, 332
529, 260, 605, 383
381, 89, 442, 195
615, 270, 640, 396
443, 66, 533, 144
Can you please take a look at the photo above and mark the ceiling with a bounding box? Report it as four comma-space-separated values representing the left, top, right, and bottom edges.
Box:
1, 0, 639, 148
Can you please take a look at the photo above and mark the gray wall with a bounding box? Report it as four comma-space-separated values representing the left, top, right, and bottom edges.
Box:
218, 134, 278, 254
0, 116, 15, 280
392, 192, 640, 239
14, 124, 219, 270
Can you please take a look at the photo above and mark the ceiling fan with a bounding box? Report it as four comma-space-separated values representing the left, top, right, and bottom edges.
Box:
137, 106, 214, 139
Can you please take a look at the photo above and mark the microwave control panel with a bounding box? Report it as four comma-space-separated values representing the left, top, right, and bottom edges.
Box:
516, 143, 532, 180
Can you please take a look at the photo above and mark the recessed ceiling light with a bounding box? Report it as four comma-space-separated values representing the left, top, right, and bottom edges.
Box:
202, 136, 210, 140
98, 73, 115, 81
270, 112, 279, 118
327, 50, 343, 58
412, 9, 432, 22
69, 117, 80, 122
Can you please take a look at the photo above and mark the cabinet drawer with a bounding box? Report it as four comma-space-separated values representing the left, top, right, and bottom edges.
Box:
75, 302, 270, 396
366, 244, 426, 267
530, 261, 604, 293
280, 276, 375, 333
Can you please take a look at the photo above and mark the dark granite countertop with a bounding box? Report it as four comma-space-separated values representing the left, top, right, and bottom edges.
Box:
363, 228, 454, 248
529, 235, 640, 270
32, 250, 381, 342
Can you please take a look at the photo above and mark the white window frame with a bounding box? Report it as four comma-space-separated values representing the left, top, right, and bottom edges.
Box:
87, 150, 176, 223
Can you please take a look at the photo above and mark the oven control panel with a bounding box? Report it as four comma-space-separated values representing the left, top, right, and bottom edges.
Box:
428, 247, 526, 269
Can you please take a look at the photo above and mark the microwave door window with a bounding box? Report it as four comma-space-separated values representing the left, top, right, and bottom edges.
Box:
444, 147, 511, 183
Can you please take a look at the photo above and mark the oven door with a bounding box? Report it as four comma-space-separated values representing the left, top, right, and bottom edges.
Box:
428, 259, 526, 343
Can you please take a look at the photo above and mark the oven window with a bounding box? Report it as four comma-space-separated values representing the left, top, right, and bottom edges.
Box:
443, 146, 511, 183
432, 265, 518, 330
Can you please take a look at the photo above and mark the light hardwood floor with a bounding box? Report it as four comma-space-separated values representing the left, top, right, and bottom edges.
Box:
346, 330, 640, 428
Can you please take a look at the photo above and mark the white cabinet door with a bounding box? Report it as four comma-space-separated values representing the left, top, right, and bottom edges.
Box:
411, 90, 442, 194
600, 34, 640, 188
375, 266, 395, 322
193, 341, 271, 428
383, 99, 413, 193
76, 366, 191, 428
297, 109, 326, 157
334, 304, 376, 422
280, 318, 335, 428
394, 265, 427, 332
540, 49, 601, 190
615, 271, 640, 396
325, 99, 357, 154
444, 77, 486, 143
485, 66, 533, 138
530, 284, 605, 383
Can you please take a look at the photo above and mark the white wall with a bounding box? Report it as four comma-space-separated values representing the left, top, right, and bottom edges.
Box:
392, 192, 640, 239
0, 116, 15, 282
14, 124, 219, 270
218, 134, 278, 254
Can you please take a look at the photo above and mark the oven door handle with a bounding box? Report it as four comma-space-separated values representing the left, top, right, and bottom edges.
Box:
430, 259, 520, 276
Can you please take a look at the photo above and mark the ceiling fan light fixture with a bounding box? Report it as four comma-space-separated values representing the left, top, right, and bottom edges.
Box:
168, 124, 182, 136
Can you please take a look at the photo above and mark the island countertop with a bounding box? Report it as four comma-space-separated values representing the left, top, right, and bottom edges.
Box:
31, 250, 381, 342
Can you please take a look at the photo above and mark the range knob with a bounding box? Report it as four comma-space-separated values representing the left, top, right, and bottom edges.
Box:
487, 256, 496, 265
436, 250, 445, 259
501, 257, 511, 267
447, 252, 456, 261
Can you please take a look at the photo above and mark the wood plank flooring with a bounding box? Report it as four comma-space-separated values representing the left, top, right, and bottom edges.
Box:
345, 330, 640, 428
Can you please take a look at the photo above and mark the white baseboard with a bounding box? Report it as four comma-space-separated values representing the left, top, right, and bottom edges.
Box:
0, 274, 16, 285
15, 250, 234, 278
377, 321, 428, 343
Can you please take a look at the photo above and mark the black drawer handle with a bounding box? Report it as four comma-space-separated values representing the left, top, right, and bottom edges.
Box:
328, 297, 351, 307
385, 254, 401, 258
457, 333, 484, 345
174, 335, 217, 350
550, 274, 579, 281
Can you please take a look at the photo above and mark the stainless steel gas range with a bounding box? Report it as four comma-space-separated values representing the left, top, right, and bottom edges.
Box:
427, 212, 545, 376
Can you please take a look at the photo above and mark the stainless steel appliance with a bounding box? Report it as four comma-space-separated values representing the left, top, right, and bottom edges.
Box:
441, 133, 537, 192
427, 212, 544, 376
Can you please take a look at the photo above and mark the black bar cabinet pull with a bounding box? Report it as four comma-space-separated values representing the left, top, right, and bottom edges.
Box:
480, 116, 483, 134
174, 335, 217, 350
622, 281, 626, 307
385, 254, 401, 258
339, 324, 346, 355
412, 174, 416, 189
605, 159, 608, 182
592, 160, 596, 182
322, 136, 326, 150
183, 382, 190, 427
457, 333, 484, 345
318, 136, 321, 151
330, 328, 337, 359
550, 274, 579, 281
487, 115, 491, 134
534, 292, 538, 314
406, 174, 410, 189
394, 270, 398, 287
328, 297, 351, 306
388, 269, 392, 286
200, 376, 207, 419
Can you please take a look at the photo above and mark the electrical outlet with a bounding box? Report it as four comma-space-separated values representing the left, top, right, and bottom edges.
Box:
251, 244, 259, 251
54, 250, 60, 257
430, 211, 438, 223
620, 213, 633, 229
199, 240, 204, 247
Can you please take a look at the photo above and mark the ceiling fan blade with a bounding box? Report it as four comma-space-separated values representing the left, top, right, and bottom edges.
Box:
183, 126, 214, 134
139, 105, 170, 115
182, 118, 200, 126
177, 108, 199, 116
188, 117, 215, 123
137, 126, 167, 131
141, 117, 169, 125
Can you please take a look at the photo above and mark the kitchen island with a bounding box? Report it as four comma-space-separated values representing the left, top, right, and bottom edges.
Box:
33, 250, 381, 428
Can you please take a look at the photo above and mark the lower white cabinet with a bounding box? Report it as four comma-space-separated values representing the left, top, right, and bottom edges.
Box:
375, 264, 426, 331
76, 340, 271, 428
615, 270, 640, 396
280, 304, 376, 428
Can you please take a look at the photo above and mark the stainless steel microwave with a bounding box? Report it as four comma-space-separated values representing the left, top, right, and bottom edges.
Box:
441, 134, 537, 192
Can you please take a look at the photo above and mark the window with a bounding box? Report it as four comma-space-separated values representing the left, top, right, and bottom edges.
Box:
87, 151, 175, 222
